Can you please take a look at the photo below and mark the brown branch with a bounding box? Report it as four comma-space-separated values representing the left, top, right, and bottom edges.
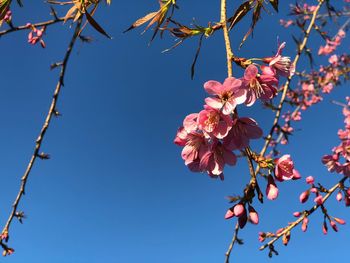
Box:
225, 222, 240, 263
259, 176, 347, 251
0, 15, 74, 37
0, 18, 82, 246
259, 0, 325, 159
220, 0, 233, 77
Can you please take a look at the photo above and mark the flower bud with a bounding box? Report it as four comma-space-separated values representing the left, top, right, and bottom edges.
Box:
336, 191, 343, 202
299, 190, 309, 203
224, 209, 235, 220
314, 195, 324, 205
333, 217, 346, 225
266, 175, 279, 200
293, 211, 301, 217
248, 206, 259, 225
234, 203, 245, 217
305, 176, 314, 184
330, 221, 338, 232
301, 217, 309, 232
322, 222, 328, 235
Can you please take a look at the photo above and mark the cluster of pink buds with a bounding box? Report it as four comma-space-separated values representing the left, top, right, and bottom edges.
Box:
175, 42, 294, 179
225, 203, 259, 228
26, 23, 46, 48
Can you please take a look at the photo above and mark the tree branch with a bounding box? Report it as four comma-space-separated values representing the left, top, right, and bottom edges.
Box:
0, 18, 82, 248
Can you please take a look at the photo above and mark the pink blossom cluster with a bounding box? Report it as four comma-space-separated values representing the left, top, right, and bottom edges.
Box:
322, 97, 350, 178
318, 29, 346, 56
267, 54, 350, 152
175, 43, 294, 179
27, 24, 46, 48
225, 203, 259, 228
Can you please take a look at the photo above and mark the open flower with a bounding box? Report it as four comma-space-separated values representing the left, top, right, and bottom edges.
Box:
204, 77, 246, 115
174, 128, 207, 172
274, 154, 301, 181
197, 106, 233, 139
242, 65, 278, 106
223, 117, 263, 150
199, 140, 236, 180
264, 42, 294, 77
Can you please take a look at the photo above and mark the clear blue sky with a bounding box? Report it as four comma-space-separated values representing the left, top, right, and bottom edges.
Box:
0, 1, 349, 262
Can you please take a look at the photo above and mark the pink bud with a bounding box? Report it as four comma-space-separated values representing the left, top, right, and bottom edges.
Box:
224, 209, 234, 220
248, 206, 259, 225
310, 187, 318, 193
258, 232, 266, 242
299, 190, 309, 203
266, 175, 279, 200
276, 228, 284, 235
336, 192, 343, 202
333, 217, 346, 225
305, 176, 314, 184
302, 217, 309, 232
234, 204, 245, 217
330, 221, 338, 232
293, 211, 301, 217
322, 222, 328, 235
314, 195, 324, 205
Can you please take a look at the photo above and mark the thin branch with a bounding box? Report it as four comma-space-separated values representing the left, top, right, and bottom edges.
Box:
0, 15, 74, 37
0, 18, 82, 245
259, 176, 347, 251
225, 222, 240, 263
259, 0, 325, 159
220, 0, 233, 77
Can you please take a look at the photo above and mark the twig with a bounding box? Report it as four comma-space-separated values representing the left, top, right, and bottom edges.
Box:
259, 0, 325, 159
0, 15, 74, 37
220, 0, 233, 77
225, 222, 240, 263
259, 176, 347, 251
0, 18, 82, 246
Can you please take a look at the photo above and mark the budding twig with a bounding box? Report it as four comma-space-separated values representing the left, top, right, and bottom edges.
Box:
259, 176, 347, 251
0, 18, 82, 248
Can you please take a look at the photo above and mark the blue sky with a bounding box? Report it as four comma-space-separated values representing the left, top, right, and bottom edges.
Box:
0, 1, 349, 262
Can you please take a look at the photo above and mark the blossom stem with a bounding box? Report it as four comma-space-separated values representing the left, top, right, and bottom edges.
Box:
0, 19, 82, 246
220, 0, 233, 77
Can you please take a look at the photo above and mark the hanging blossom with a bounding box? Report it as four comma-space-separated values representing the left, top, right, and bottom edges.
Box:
263, 42, 295, 78
203, 77, 246, 115
174, 76, 264, 179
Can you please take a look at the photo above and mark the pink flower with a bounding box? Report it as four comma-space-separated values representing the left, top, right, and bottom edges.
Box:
199, 141, 236, 180
302, 217, 309, 232
197, 106, 233, 139
266, 175, 279, 200
264, 42, 294, 77
322, 154, 342, 173
223, 117, 263, 150
274, 154, 300, 181
204, 77, 246, 115
183, 113, 198, 133
241, 65, 278, 106
174, 128, 207, 172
